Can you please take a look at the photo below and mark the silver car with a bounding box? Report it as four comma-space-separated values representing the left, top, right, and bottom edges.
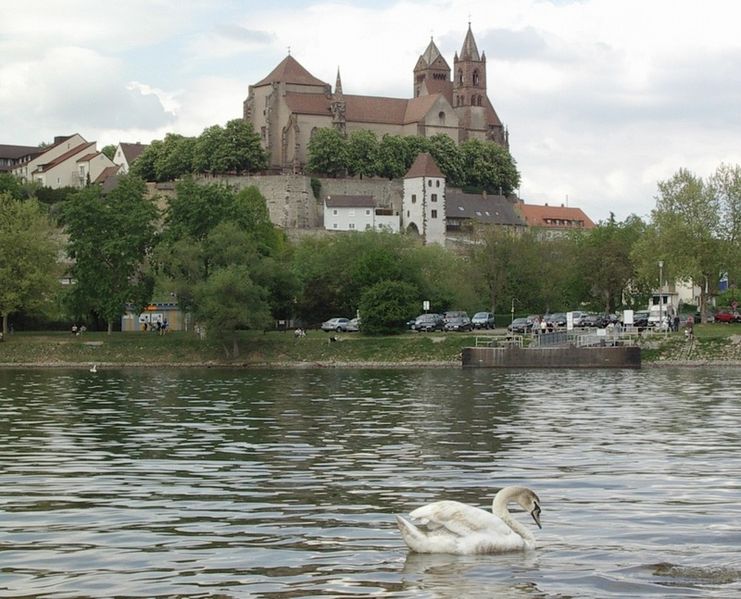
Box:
321, 318, 350, 332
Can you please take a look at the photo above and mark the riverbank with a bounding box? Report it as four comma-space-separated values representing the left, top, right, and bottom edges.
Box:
1, 327, 740, 368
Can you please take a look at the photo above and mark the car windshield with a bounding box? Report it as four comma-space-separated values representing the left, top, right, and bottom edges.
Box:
473, 312, 488, 318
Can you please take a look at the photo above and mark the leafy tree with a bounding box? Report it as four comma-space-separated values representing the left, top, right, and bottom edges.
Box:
192, 124, 227, 175
130, 139, 163, 181
377, 134, 411, 179
306, 128, 349, 177
427, 134, 464, 187
101, 144, 116, 160
222, 119, 268, 174
707, 163, 741, 287
460, 138, 520, 195
193, 264, 271, 357
347, 130, 379, 178
0, 173, 24, 198
576, 214, 646, 312
0, 193, 61, 336
634, 168, 722, 322
63, 175, 158, 333
360, 280, 420, 334
154, 133, 196, 181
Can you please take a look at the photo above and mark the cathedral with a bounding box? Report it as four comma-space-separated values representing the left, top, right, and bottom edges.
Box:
243, 24, 509, 173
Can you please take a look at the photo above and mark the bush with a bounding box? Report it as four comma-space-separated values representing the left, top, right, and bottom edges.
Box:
359, 280, 420, 335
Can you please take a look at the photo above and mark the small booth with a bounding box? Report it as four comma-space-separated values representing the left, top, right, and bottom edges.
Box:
121, 302, 188, 332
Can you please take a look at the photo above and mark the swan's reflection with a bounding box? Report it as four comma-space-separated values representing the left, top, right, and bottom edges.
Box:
400, 552, 544, 598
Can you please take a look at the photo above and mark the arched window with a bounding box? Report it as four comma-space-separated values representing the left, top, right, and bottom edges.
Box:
473, 70, 479, 86
438, 111, 445, 123
458, 69, 463, 85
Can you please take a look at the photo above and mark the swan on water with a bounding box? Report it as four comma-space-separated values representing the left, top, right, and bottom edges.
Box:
396, 486, 542, 555
89, 364, 97, 373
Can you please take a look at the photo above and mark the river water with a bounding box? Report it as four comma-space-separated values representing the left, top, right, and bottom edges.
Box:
1, 367, 739, 598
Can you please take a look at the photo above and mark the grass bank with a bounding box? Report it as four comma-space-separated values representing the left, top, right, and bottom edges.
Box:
1, 325, 739, 368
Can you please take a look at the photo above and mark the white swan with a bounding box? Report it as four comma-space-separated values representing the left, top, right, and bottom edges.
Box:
89, 364, 97, 373
396, 486, 542, 555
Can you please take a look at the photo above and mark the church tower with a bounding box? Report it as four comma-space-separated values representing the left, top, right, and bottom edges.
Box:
453, 23, 507, 147
413, 38, 453, 103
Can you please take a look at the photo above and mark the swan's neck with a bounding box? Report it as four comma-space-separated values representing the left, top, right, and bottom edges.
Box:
492, 489, 535, 544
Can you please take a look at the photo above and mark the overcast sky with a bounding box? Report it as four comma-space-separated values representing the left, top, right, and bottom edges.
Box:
2, 0, 740, 222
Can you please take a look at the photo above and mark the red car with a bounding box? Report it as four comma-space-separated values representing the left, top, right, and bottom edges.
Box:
714, 310, 740, 323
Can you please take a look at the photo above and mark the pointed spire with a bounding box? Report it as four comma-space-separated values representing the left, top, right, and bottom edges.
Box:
421, 37, 443, 66
334, 67, 344, 98
460, 23, 481, 61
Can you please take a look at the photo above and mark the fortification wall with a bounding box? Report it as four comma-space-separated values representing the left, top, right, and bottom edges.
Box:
201, 174, 403, 230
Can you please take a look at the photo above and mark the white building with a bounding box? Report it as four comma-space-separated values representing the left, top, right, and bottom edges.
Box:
402, 152, 446, 245
12, 134, 116, 189
324, 195, 400, 232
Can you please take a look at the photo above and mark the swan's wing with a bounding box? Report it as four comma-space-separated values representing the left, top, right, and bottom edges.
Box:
409, 500, 514, 539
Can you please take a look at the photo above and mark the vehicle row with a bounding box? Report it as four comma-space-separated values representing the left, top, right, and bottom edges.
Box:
320, 317, 360, 332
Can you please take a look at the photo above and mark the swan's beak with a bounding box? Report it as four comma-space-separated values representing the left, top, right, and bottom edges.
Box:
531, 505, 542, 529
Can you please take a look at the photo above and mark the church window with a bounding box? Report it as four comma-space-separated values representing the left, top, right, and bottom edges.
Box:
478, 95, 483, 106
431, 209, 438, 218
473, 70, 479, 86
458, 69, 463, 84
438, 111, 445, 123
261, 126, 267, 140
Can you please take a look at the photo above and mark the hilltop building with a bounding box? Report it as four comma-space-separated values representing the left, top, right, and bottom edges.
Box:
113, 142, 149, 174
517, 201, 596, 238
244, 24, 508, 173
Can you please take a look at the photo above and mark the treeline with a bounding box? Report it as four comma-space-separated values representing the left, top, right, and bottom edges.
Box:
306, 129, 521, 194
128, 120, 521, 196
1, 163, 739, 346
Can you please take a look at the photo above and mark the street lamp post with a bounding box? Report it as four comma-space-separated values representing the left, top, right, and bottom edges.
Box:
658, 260, 664, 332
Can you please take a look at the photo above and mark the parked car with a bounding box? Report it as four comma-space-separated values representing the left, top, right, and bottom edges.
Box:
443, 310, 468, 324
413, 313, 445, 332
508, 317, 533, 334
570, 311, 589, 327
582, 313, 608, 328
471, 311, 496, 329
715, 310, 741, 323
631, 310, 650, 330
545, 312, 567, 328
345, 317, 361, 332
444, 315, 473, 332
321, 317, 350, 332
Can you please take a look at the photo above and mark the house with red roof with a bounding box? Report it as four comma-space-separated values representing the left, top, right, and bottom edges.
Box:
516, 200, 596, 237
244, 24, 508, 173
113, 142, 148, 174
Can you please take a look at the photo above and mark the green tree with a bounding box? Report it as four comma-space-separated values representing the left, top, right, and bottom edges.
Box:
101, 144, 116, 160
576, 214, 646, 312
307, 128, 349, 177
459, 138, 520, 194
154, 133, 196, 181
377, 134, 411, 179
193, 264, 271, 357
707, 163, 741, 287
634, 168, 722, 322
63, 175, 158, 333
359, 280, 420, 334
347, 130, 379, 178
427, 134, 464, 187
130, 139, 163, 181
222, 119, 268, 174
0, 193, 61, 336
192, 124, 227, 175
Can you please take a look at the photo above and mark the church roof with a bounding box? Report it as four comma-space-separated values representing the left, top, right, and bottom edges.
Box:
420, 38, 449, 69
459, 24, 481, 61
254, 55, 328, 87
284, 92, 332, 116
345, 95, 409, 124
405, 152, 444, 179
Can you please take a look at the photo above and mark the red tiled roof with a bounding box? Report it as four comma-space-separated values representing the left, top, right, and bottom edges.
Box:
404, 94, 443, 124
254, 55, 328, 88
34, 142, 95, 173
345, 94, 408, 125
284, 93, 331, 116
518, 203, 595, 229
405, 152, 444, 178
77, 152, 100, 162
325, 195, 375, 208
94, 165, 121, 185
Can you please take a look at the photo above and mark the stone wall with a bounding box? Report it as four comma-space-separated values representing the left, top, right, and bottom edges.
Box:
202, 174, 403, 231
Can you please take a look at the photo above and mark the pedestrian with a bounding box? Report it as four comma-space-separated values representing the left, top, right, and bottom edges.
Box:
72, 324, 78, 335
673, 314, 680, 333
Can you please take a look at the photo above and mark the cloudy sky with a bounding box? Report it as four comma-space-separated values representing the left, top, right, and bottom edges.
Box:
2, 0, 740, 222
